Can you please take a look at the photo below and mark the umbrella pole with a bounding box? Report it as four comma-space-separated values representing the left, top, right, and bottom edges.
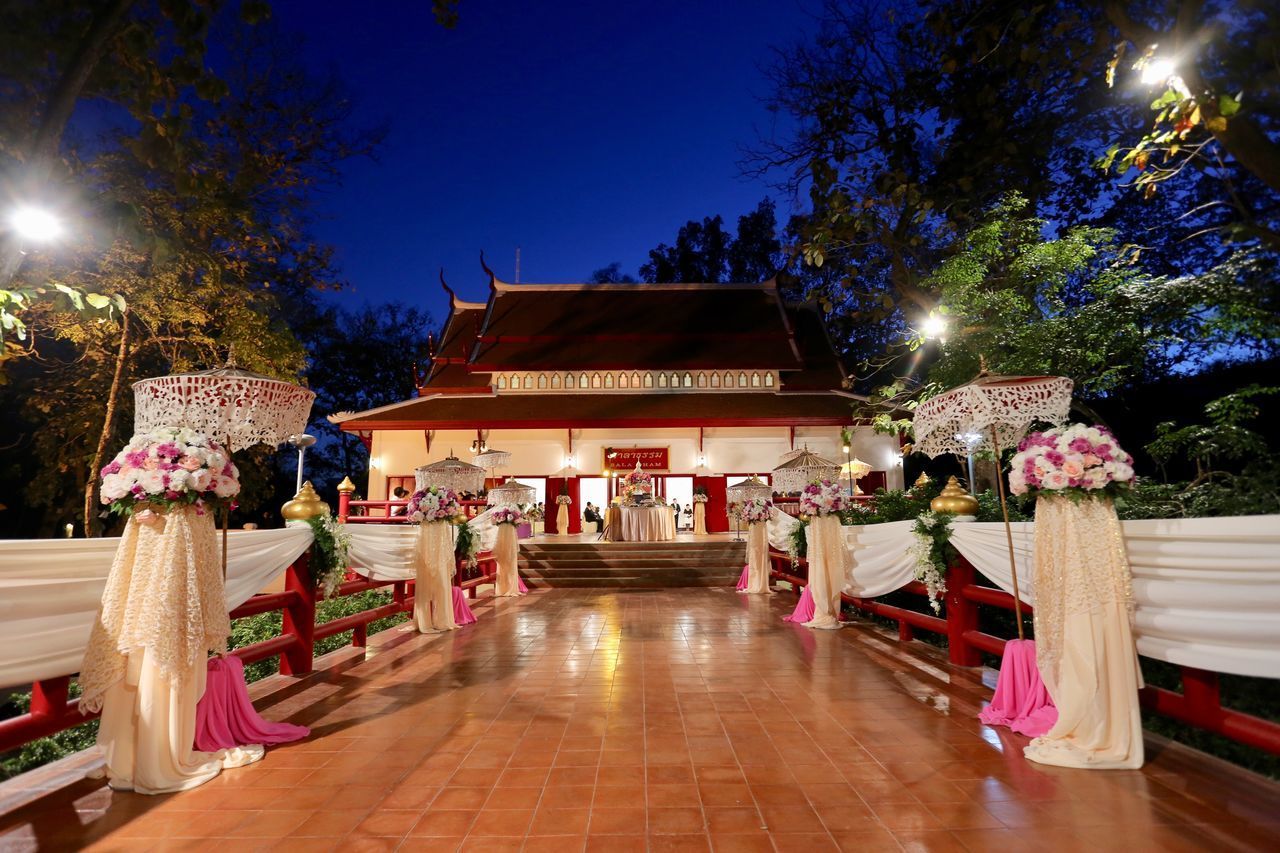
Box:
222, 433, 231, 581
989, 426, 1025, 641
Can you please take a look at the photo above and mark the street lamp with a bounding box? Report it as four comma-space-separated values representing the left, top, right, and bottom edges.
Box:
288, 433, 317, 493
9, 206, 63, 242
1139, 57, 1176, 86
921, 314, 947, 340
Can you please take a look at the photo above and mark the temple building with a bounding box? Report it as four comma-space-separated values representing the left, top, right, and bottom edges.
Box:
331, 268, 903, 531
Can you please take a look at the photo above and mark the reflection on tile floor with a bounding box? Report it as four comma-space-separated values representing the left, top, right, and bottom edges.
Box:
2, 587, 1278, 851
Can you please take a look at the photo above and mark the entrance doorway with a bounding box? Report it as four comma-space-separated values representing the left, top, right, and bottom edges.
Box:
662, 476, 694, 530
579, 476, 609, 533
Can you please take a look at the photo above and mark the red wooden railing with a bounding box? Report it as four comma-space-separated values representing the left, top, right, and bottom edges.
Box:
0, 549, 499, 756
768, 548, 1280, 756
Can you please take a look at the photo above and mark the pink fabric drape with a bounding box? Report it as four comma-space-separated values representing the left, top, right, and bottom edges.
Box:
784, 587, 815, 623
736, 565, 749, 591
194, 656, 309, 752
978, 639, 1057, 737
452, 586, 477, 625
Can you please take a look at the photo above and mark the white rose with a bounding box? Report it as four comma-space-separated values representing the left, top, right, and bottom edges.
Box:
138, 469, 167, 495
1008, 470, 1027, 496
100, 473, 126, 501
188, 468, 213, 492
1112, 462, 1134, 482
213, 475, 240, 498
1043, 471, 1069, 490
165, 469, 190, 492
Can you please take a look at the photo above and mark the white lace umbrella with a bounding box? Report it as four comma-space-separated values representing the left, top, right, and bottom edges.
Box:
132, 357, 315, 573
486, 479, 536, 507
473, 448, 512, 471
726, 475, 772, 542
771, 448, 841, 494
912, 374, 1073, 638
415, 453, 486, 494
840, 458, 872, 494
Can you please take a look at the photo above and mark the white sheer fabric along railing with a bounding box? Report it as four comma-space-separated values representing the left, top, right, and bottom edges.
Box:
2, 514, 1277, 689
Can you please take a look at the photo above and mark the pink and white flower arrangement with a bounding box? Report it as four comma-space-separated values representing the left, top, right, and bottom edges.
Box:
623, 467, 652, 496
799, 478, 849, 517
739, 498, 774, 524
556, 494, 573, 506
99, 426, 239, 516
1009, 423, 1135, 498
408, 486, 463, 523
491, 506, 526, 526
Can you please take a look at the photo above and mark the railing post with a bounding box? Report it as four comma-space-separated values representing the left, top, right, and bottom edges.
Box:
945, 555, 983, 667
1182, 666, 1225, 727
31, 677, 69, 720
337, 476, 355, 523
280, 554, 316, 676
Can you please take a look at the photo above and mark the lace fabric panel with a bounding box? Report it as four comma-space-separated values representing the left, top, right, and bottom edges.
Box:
133, 373, 314, 452
1032, 495, 1135, 694
913, 376, 1074, 457
80, 506, 230, 713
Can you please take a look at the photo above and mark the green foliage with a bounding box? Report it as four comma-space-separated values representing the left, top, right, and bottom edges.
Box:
788, 519, 807, 561
454, 520, 479, 566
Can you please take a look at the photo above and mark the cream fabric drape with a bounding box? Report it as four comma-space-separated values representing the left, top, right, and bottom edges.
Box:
494, 523, 523, 597
804, 516, 848, 630
96, 647, 262, 793
743, 522, 771, 594
1024, 497, 1143, 769
556, 504, 569, 535
0, 527, 311, 689
80, 508, 230, 714
842, 521, 918, 598
413, 522, 457, 632
693, 502, 707, 535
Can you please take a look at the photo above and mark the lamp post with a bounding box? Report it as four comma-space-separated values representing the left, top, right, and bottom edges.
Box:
3, 204, 65, 287
288, 433, 317, 494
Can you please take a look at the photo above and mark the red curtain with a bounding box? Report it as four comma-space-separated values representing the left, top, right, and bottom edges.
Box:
693, 475, 729, 533
566, 476, 581, 533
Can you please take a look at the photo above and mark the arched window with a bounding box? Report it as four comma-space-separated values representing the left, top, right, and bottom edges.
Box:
764, 372, 774, 387
551, 373, 561, 389
711, 372, 721, 388
581, 372, 590, 388
683, 372, 693, 388
696, 372, 707, 388
643, 373, 654, 388
619, 372, 630, 388
670, 372, 680, 388
632, 372, 642, 388
497, 375, 507, 389
751, 372, 761, 387
724, 371, 733, 388
523, 374, 534, 389
538, 374, 548, 389
604, 373, 614, 388
564, 373, 574, 389
739, 372, 748, 387
591, 373, 602, 389
658, 372, 668, 388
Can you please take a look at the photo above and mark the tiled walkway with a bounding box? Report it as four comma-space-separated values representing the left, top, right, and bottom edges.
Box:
3, 588, 1279, 852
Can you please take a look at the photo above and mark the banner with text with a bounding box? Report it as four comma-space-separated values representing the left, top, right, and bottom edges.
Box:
604, 447, 669, 472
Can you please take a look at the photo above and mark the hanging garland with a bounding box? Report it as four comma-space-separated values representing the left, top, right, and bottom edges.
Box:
304, 514, 351, 599
909, 511, 955, 613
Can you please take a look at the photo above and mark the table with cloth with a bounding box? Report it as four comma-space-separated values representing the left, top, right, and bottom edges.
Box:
620, 505, 675, 542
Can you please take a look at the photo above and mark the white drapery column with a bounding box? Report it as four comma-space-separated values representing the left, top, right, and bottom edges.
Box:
803, 515, 847, 629
413, 522, 457, 632
744, 522, 771, 594
494, 523, 523, 597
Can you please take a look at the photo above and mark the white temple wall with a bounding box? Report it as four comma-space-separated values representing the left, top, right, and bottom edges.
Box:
366, 424, 902, 499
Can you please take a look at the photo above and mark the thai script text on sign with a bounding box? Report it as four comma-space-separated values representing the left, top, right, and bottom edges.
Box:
604, 447, 669, 472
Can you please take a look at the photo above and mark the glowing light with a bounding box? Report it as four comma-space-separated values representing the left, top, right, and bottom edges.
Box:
921, 314, 947, 339
9, 206, 63, 242
1140, 57, 1176, 86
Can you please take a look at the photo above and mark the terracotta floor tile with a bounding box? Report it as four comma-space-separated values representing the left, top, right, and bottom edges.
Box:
7, 588, 1279, 853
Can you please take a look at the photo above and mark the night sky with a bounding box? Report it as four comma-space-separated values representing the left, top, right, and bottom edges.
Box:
270, 0, 817, 320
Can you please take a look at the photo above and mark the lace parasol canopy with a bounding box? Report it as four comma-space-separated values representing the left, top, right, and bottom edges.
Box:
912, 375, 1073, 457
486, 479, 536, 507
771, 448, 841, 494
727, 475, 772, 504
415, 454, 486, 494
473, 448, 512, 471
132, 363, 315, 453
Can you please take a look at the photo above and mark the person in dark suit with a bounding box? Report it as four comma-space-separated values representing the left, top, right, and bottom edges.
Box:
583, 502, 601, 525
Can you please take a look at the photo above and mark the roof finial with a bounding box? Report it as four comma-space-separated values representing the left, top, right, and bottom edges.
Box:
439, 267, 457, 304
479, 250, 496, 285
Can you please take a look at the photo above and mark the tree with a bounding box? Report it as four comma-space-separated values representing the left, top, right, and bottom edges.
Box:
586, 262, 637, 284
640, 199, 783, 283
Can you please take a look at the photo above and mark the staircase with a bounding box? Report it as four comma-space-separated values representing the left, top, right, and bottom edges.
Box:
519, 540, 747, 587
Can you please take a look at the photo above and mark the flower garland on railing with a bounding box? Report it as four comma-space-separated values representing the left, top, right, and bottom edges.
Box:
304, 514, 352, 599
909, 511, 954, 614
99, 427, 239, 518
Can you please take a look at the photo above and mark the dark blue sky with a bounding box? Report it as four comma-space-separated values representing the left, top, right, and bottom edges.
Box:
270, 0, 817, 320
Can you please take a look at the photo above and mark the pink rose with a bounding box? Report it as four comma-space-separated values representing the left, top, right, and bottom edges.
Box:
179, 455, 203, 471
1043, 471, 1069, 490
1061, 458, 1084, 478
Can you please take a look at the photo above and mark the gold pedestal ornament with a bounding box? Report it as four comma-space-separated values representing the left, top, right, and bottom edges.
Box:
912, 472, 932, 491
282, 481, 330, 520
930, 476, 979, 517
336, 476, 357, 494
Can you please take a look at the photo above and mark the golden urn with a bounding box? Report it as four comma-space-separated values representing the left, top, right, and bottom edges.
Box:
930, 476, 979, 516
282, 481, 331, 520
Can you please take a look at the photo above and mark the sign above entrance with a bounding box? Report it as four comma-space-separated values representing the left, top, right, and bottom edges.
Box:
604, 447, 669, 472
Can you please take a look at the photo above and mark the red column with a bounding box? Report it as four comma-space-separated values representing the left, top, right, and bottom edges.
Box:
694, 475, 729, 533
945, 555, 982, 666
280, 554, 316, 676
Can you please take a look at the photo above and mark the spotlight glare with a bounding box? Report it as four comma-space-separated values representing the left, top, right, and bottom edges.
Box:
1140, 57, 1176, 86
9, 206, 63, 242
921, 315, 948, 339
